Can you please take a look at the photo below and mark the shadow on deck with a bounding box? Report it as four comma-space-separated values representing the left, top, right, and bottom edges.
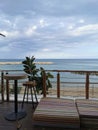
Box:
0, 101, 36, 130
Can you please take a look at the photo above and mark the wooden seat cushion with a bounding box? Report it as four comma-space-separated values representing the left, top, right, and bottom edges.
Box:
33, 97, 80, 129
76, 99, 98, 128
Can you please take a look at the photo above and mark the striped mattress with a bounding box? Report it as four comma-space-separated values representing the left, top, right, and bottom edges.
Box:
33, 97, 80, 129
76, 99, 98, 129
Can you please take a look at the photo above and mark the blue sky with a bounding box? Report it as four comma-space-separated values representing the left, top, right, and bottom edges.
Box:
0, 0, 98, 59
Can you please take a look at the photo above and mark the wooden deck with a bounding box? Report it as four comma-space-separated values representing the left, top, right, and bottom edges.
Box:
0, 101, 69, 130
0, 101, 36, 130
0, 101, 90, 130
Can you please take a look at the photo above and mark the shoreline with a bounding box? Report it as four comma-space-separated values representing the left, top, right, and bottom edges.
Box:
0, 61, 53, 65
47, 86, 98, 98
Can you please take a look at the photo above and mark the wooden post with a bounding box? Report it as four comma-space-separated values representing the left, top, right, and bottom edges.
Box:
1, 71, 4, 102
43, 71, 46, 98
5, 72, 9, 101
85, 73, 89, 99
57, 72, 60, 98
6, 79, 9, 101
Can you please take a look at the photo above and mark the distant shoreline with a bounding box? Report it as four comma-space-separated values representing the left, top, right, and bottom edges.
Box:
0, 61, 53, 65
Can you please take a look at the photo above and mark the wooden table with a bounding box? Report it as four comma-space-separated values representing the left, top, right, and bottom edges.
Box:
4, 73, 27, 121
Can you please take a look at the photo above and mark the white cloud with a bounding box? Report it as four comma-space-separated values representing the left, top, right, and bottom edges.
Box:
69, 24, 98, 36
42, 48, 50, 52
39, 19, 45, 27
68, 25, 74, 30
78, 19, 85, 23
25, 25, 37, 36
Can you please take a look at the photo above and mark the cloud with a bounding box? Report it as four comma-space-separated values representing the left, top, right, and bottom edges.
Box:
0, 0, 98, 59
69, 24, 98, 36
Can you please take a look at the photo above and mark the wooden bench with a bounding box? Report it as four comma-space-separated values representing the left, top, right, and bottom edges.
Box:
76, 99, 98, 129
33, 97, 80, 129
33, 97, 98, 129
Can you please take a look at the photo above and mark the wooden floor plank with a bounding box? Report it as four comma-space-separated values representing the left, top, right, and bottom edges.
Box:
0, 102, 37, 130
0, 102, 90, 130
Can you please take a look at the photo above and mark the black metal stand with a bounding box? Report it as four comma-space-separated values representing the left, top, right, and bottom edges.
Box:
5, 80, 27, 121
5, 110, 26, 121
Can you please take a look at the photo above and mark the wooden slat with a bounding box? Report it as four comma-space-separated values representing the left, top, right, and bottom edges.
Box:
0, 101, 91, 130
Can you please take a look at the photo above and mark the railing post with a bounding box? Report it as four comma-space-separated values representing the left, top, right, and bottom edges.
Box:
6, 79, 9, 101
85, 73, 89, 99
1, 71, 4, 102
57, 72, 60, 98
43, 71, 46, 98
5, 72, 9, 101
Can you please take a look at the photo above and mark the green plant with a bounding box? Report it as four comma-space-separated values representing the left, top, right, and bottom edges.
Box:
22, 56, 39, 80
36, 67, 54, 94
22, 56, 54, 94
9, 86, 22, 94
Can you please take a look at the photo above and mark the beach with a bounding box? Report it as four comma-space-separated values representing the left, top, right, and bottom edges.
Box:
19, 85, 98, 99
48, 86, 98, 99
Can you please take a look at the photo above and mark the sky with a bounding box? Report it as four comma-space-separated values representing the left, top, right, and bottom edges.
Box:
0, 0, 98, 59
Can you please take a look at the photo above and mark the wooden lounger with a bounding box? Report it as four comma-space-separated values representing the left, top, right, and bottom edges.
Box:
33, 97, 80, 129
76, 99, 98, 129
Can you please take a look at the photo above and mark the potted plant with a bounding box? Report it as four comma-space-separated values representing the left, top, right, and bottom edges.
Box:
22, 56, 54, 94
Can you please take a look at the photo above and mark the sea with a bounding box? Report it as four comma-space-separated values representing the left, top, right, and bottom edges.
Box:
0, 59, 98, 71
0, 59, 98, 84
